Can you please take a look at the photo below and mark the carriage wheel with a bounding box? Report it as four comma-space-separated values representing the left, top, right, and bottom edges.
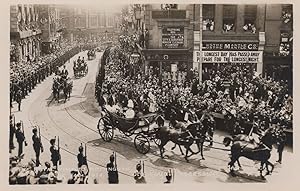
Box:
97, 118, 114, 142
134, 134, 150, 154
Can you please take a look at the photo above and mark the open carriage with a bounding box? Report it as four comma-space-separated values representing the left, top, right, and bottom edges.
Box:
87, 49, 96, 60
73, 62, 88, 78
97, 108, 161, 154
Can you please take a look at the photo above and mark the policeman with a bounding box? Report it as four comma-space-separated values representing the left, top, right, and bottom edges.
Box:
106, 154, 119, 184
134, 163, 146, 184
9, 115, 16, 152
77, 145, 87, 168
32, 128, 43, 166
50, 138, 61, 170
15, 123, 25, 157
276, 126, 286, 164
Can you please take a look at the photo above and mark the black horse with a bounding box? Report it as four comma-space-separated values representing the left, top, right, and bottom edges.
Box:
225, 124, 265, 170
223, 127, 277, 179
170, 118, 213, 160
154, 116, 212, 162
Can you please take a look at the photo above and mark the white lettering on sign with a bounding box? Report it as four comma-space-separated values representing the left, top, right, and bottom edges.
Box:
193, 51, 263, 63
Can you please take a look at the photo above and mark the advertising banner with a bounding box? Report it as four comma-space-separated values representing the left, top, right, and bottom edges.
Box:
162, 27, 184, 49
194, 50, 263, 63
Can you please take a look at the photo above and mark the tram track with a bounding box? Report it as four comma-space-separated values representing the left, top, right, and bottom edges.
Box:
21, 51, 265, 183
61, 57, 263, 183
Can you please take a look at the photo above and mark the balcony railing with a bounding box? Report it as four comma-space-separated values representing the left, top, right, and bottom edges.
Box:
152, 10, 186, 19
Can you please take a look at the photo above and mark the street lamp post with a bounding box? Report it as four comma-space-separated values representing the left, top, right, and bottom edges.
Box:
198, 4, 203, 83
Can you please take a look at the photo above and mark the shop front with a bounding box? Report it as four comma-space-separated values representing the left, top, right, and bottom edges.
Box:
142, 49, 193, 80
141, 24, 193, 81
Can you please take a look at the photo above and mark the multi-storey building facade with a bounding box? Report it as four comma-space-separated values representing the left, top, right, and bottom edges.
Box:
135, 4, 195, 76
134, 4, 292, 83
60, 5, 121, 43
264, 4, 292, 84
37, 5, 63, 54
10, 5, 43, 63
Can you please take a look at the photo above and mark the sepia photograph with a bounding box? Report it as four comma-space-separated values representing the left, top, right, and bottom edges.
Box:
7, 2, 294, 185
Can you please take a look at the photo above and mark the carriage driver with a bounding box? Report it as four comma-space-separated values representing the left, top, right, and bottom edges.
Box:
61, 65, 68, 79
248, 115, 263, 147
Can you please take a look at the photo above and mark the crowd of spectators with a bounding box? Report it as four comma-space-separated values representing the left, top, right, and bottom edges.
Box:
97, 34, 293, 134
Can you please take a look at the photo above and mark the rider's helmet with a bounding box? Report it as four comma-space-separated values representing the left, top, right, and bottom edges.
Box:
50, 139, 56, 145
32, 128, 37, 134
78, 145, 84, 153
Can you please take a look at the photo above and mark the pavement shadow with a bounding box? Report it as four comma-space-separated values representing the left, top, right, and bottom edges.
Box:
87, 137, 151, 161
148, 152, 207, 173
219, 168, 266, 183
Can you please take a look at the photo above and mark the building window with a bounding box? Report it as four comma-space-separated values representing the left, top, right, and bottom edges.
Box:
161, 4, 178, 10
203, 5, 215, 31
243, 5, 257, 33
223, 5, 237, 32
282, 5, 292, 24
98, 13, 106, 27
279, 32, 292, 56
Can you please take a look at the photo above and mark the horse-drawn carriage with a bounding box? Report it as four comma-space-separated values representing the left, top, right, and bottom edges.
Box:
97, 107, 215, 161
52, 77, 73, 103
97, 108, 162, 154
87, 49, 96, 60
73, 62, 88, 78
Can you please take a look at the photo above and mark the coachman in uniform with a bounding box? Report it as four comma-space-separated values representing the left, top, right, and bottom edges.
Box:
50, 138, 61, 170
106, 153, 119, 184
32, 128, 43, 166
